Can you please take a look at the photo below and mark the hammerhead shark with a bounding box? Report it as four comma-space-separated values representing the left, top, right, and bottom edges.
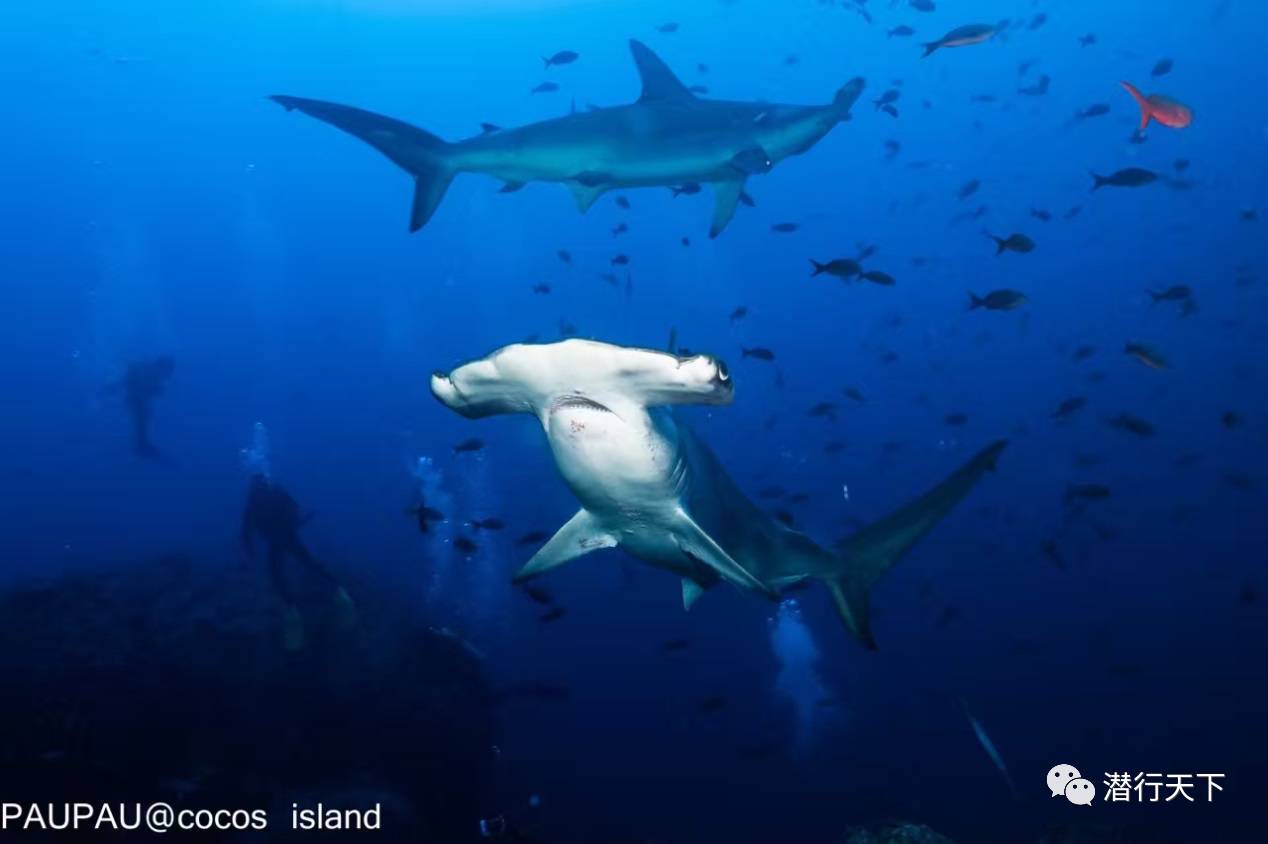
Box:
271, 40, 865, 238
431, 339, 1006, 648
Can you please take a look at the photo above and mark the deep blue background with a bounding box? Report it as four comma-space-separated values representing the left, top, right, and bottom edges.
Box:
2, 1, 1265, 841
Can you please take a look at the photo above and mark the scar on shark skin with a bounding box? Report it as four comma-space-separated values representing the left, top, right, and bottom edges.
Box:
271, 41, 864, 238
431, 338, 1006, 649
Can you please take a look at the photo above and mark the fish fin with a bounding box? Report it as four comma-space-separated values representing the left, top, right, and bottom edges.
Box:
269, 95, 456, 233
1089, 171, 1107, 191
674, 509, 776, 597
824, 440, 1007, 648
512, 509, 615, 583
629, 39, 695, 102
567, 181, 607, 213
499, 181, 526, 193
1119, 81, 1151, 131
709, 180, 745, 238
921, 42, 940, 58
682, 578, 706, 610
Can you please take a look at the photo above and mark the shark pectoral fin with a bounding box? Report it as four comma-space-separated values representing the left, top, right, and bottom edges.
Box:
681, 578, 707, 611
512, 509, 615, 583
709, 181, 746, 238
567, 181, 607, 213
674, 509, 776, 598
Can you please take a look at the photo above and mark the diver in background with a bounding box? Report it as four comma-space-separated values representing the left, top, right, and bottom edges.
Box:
104, 356, 174, 460
241, 473, 356, 650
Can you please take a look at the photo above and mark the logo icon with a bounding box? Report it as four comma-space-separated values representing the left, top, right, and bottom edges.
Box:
1049, 763, 1096, 803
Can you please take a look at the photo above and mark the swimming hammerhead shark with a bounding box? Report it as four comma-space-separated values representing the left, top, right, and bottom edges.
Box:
271, 40, 865, 238
431, 339, 1006, 648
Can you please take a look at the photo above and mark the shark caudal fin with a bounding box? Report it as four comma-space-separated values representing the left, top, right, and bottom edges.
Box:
823, 440, 1008, 649
1119, 81, 1152, 131
270, 95, 456, 232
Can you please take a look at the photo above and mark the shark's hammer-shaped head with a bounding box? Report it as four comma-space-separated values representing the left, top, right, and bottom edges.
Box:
431, 339, 733, 419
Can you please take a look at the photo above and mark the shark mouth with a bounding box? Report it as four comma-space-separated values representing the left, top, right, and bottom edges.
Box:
550, 395, 613, 415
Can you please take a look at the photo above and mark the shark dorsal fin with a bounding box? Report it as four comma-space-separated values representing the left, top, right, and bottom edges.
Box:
629, 39, 694, 103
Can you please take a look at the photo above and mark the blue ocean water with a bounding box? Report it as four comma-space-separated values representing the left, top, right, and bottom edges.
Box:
2, 1, 1265, 842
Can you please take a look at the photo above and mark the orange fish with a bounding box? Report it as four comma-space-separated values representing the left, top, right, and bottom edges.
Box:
1120, 81, 1192, 130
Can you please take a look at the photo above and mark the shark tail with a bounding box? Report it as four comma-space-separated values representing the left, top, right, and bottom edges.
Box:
822, 440, 1008, 649
269, 95, 457, 232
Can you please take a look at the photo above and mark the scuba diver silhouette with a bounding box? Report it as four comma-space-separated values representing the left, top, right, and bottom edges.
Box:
241, 474, 356, 650
105, 356, 174, 460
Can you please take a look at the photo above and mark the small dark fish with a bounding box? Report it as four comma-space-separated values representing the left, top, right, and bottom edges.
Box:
880, 104, 899, 118
559, 319, 577, 337
874, 89, 901, 109
1221, 411, 1242, 429
1147, 285, 1191, 303
610, 254, 629, 266
453, 536, 479, 555
470, 517, 506, 531
480, 122, 501, 134
910, 0, 936, 12
957, 179, 981, 200
935, 604, 960, 627
557, 249, 572, 265
1124, 342, 1168, 370
454, 438, 486, 454
1029, 13, 1047, 30
1240, 209, 1258, 222
1030, 207, 1052, 222
1151, 57, 1173, 77
681, 236, 691, 247
671, 182, 701, 197
968, 289, 1027, 311
856, 242, 877, 261
1108, 413, 1156, 437
1090, 168, 1158, 190
1064, 205, 1083, 220
615, 195, 631, 209
656, 22, 679, 34
539, 607, 568, 623
987, 232, 1035, 255
843, 387, 865, 403
662, 638, 690, 653
1066, 483, 1110, 504
1076, 103, 1110, 119
1223, 472, 1256, 491
521, 585, 555, 606
889, 25, 915, 38
861, 271, 896, 286
729, 306, 749, 322
700, 695, 728, 714
542, 50, 579, 68
741, 347, 775, 361
408, 505, 445, 534
1239, 581, 1260, 606
809, 258, 862, 280
530, 81, 559, 94
1051, 396, 1087, 419
518, 530, 549, 545
1018, 74, 1050, 96
1040, 539, 1065, 570
944, 412, 968, 426
808, 402, 837, 418
773, 509, 796, 528
532, 283, 551, 294
884, 139, 901, 159
771, 222, 799, 233
697, 63, 708, 74
970, 93, 997, 103
1079, 33, 1097, 47
611, 222, 628, 237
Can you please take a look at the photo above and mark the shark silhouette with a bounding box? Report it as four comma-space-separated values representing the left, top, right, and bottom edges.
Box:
431, 339, 1006, 648
271, 40, 865, 238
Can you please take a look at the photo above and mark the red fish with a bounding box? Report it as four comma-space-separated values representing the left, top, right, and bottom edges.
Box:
1120, 81, 1192, 130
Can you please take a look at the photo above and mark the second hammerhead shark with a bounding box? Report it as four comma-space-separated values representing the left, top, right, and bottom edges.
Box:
271, 40, 865, 238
